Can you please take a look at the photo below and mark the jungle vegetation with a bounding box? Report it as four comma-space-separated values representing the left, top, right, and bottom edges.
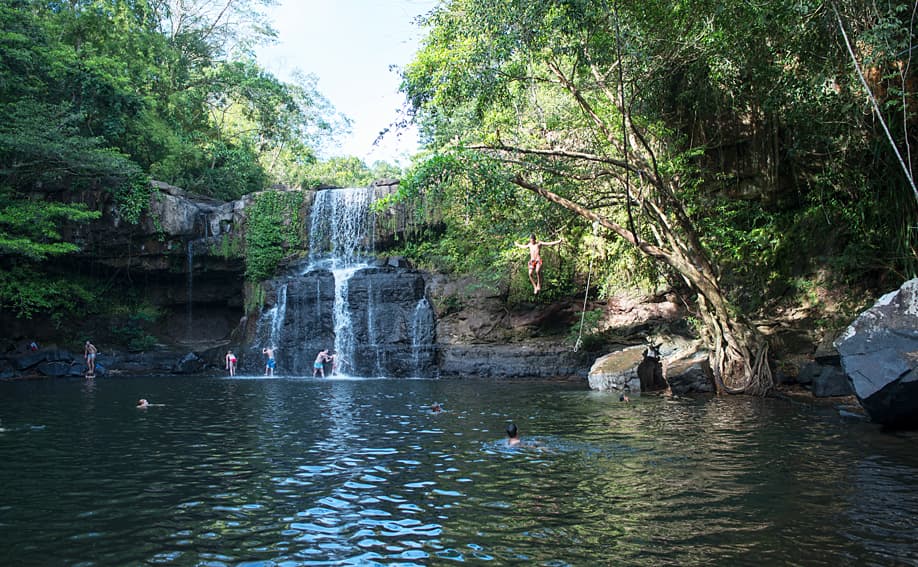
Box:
0, 0, 393, 319
396, 0, 917, 393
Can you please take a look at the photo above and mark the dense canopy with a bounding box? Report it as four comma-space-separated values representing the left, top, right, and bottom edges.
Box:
397, 0, 917, 392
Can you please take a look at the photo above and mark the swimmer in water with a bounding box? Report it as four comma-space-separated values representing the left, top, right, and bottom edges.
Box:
137, 398, 150, 408
431, 402, 442, 414
506, 422, 521, 446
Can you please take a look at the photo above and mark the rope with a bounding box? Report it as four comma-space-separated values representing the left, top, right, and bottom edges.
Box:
574, 222, 600, 352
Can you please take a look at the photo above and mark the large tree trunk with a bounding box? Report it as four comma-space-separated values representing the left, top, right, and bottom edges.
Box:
514, 175, 773, 395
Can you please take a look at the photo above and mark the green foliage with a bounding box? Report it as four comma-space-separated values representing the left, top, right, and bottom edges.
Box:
211, 234, 243, 259
0, 264, 98, 321
245, 280, 266, 312
400, 0, 918, 319
0, 0, 346, 203
0, 188, 100, 260
299, 157, 403, 189
244, 190, 304, 281
105, 297, 162, 351
567, 308, 605, 350
113, 175, 154, 225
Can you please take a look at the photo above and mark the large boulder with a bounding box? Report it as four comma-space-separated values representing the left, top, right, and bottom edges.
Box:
666, 352, 714, 394
835, 278, 918, 427
588, 346, 644, 392
810, 365, 853, 398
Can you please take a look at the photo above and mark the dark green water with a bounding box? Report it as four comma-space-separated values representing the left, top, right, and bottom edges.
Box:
0, 375, 916, 566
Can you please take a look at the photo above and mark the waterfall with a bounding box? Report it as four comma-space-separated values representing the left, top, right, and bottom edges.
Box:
306, 188, 377, 375
252, 185, 436, 378
307, 188, 376, 270
255, 282, 288, 355
186, 240, 194, 340
269, 283, 288, 348
410, 298, 433, 377
331, 267, 360, 374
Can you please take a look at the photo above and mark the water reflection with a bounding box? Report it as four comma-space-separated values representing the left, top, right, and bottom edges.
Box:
0, 376, 916, 565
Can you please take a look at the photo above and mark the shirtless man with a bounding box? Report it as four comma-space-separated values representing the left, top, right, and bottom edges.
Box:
225, 350, 237, 376
514, 234, 562, 294
84, 341, 98, 376
506, 423, 521, 447
263, 347, 277, 376
313, 349, 329, 378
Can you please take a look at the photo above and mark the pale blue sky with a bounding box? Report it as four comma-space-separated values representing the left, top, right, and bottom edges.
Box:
255, 0, 438, 165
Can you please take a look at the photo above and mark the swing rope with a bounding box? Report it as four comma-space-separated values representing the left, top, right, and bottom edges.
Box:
574, 222, 600, 352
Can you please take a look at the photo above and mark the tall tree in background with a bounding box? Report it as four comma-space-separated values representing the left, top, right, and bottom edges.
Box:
402, 0, 917, 394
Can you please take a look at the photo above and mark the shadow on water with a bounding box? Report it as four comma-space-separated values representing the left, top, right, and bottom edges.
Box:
0, 376, 917, 565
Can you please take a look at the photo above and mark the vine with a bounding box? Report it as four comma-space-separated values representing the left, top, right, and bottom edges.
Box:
244, 190, 305, 281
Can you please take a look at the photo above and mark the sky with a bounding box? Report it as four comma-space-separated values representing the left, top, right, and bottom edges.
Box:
255, 0, 438, 166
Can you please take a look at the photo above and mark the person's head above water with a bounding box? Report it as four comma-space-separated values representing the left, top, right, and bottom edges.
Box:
506, 423, 519, 438
137, 398, 149, 407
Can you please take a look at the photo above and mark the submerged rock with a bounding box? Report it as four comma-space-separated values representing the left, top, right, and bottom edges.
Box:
835, 278, 918, 427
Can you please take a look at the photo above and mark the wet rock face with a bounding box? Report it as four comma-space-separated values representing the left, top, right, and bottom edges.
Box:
253, 271, 336, 376
254, 267, 437, 377
835, 278, 918, 428
342, 267, 437, 378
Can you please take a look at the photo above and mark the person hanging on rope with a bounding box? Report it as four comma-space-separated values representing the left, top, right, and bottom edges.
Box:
514, 233, 562, 294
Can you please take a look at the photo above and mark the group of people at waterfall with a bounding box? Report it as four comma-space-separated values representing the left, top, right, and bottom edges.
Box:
219, 233, 558, 378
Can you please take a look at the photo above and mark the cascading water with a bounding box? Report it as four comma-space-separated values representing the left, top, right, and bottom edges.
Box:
254, 282, 288, 356
410, 298, 434, 377
331, 267, 360, 374
186, 240, 194, 340
269, 283, 288, 347
252, 186, 437, 377
306, 188, 377, 375
307, 188, 375, 270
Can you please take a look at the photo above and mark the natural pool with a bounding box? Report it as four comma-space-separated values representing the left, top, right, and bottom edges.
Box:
0, 375, 916, 566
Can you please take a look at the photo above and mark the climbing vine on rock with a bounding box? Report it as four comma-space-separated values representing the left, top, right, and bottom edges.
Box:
244, 190, 304, 281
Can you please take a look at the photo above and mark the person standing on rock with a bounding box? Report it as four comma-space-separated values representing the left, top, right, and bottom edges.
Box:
514, 234, 562, 295
225, 350, 237, 376
263, 347, 276, 376
84, 341, 98, 377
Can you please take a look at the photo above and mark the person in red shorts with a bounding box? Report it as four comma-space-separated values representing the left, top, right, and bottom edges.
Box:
514, 233, 562, 294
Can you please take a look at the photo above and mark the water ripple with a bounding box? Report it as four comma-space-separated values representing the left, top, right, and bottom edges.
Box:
0, 377, 916, 565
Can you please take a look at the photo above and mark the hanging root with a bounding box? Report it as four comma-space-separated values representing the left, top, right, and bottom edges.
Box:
713, 341, 773, 396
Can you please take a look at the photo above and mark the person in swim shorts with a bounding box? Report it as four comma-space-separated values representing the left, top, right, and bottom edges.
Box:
84, 341, 98, 376
313, 349, 329, 378
263, 347, 277, 376
514, 234, 562, 294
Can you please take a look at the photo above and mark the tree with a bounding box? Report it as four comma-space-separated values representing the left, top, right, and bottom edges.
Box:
401, 0, 915, 394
